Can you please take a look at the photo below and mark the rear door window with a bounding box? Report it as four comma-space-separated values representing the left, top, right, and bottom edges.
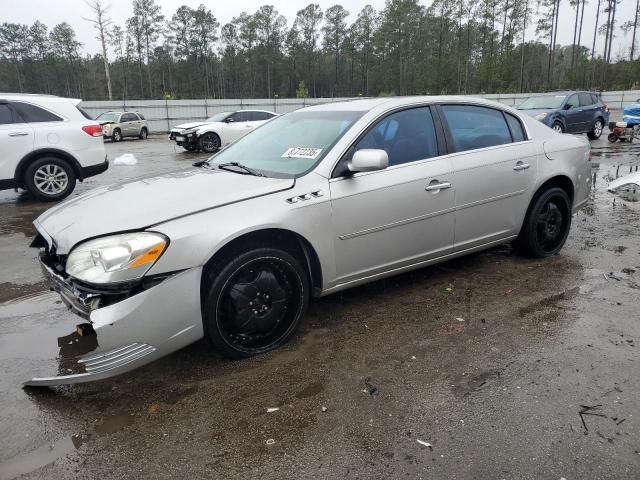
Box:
11, 102, 63, 123
122, 113, 136, 122
579, 93, 594, 107
440, 105, 513, 152
137, 113, 145, 120
354, 107, 438, 166
0, 104, 17, 124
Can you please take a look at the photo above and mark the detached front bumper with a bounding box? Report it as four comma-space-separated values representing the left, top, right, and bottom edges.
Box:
25, 260, 204, 387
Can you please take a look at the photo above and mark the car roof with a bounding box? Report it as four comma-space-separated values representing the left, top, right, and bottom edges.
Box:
0, 93, 82, 105
302, 95, 517, 112
235, 109, 277, 114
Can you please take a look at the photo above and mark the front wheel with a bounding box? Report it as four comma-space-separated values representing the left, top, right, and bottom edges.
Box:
587, 119, 604, 140
112, 128, 122, 142
551, 122, 564, 134
608, 133, 619, 143
139, 127, 148, 140
198, 132, 221, 153
515, 187, 572, 258
202, 248, 309, 359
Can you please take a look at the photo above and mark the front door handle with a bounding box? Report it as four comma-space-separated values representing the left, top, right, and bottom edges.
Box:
425, 181, 451, 192
513, 162, 530, 171
8, 132, 29, 137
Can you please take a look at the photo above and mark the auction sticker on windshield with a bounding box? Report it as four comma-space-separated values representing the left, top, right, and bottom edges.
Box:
282, 147, 322, 159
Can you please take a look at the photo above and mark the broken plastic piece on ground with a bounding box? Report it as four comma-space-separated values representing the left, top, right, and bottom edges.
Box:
455, 317, 465, 322
266, 439, 275, 445
607, 171, 640, 192
416, 439, 433, 449
266, 408, 279, 413
113, 153, 138, 166
321, 406, 328, 412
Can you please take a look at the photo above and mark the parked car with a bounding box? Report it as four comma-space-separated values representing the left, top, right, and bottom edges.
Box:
28, 96, 592, 385
168, 110, 278, 153
97, 111, 149, 142
516, 91, 609, 139
0, 94, 108, 202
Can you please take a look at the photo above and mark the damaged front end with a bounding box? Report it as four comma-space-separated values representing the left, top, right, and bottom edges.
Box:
25, 229, 205, 387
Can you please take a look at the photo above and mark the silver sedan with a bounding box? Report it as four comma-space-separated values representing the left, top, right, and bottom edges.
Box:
28, 96, 592, 386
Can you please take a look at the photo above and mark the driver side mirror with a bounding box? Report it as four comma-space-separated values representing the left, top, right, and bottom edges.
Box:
564, 103, 574, 110
225, 117, 235, 123
348, 149, 389, 173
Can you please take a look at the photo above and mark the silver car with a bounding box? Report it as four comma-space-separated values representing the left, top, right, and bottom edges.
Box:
27, 97, 592, 386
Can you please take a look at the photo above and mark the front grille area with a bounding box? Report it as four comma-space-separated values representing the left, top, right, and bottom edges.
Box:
78, 343, 156, 374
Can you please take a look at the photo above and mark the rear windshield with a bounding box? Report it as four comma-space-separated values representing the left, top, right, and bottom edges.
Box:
516, 95, 566, 110
76, 106, 94, 120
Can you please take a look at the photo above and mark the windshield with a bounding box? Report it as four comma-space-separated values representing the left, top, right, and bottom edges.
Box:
516, 95, 566, 110
206, 112, 232, 123
206, 110, 363, 178
97, 112, 120, 122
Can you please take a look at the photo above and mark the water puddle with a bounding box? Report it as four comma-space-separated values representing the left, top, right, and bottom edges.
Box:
0, 413, 134, 480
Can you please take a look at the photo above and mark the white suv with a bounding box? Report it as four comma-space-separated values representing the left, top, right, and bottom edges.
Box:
0, 94, 108, 201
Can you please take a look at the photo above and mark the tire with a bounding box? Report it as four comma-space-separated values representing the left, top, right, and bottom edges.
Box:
587, 118, 604, 140
198, 132, 221, 153
139, 127, 148, 140
515, 187, 572, 258
551, 122, 564, 134
24, 156, 76, 202
608, 133, 618, 143
112, 128, 122, 142
202, 247, 309, 359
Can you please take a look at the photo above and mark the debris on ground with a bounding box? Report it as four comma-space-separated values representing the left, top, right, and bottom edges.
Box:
266, 408, 279, 413
604, 272, 622, 281
416, 439, 433, 449
578, 404, 607, 433
321, 406, 328, 412
113, 153, 138, 165
455, 317, 465, 322
364, 377, 379, 397
622, 267, 636, 274
265, 439, 275, 445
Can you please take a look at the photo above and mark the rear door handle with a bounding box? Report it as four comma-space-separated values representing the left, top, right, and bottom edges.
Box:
8, 132, 29, 137
513, 163, 530, 171
425, 182, 451, 192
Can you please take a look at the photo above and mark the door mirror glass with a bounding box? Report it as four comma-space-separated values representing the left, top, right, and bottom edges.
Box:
348, 149, 389, 173
563, 103, 573, 110
225, 116, 235, 123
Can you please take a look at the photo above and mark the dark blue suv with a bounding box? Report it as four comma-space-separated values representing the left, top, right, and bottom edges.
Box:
516, 91, 609, 140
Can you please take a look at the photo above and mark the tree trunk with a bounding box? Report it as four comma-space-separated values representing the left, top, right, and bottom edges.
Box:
571, 0, 580, 82
590, 0, 602, 88
100, 32, 112, 100
519, 0, 529, 93
632, 0, 640, 61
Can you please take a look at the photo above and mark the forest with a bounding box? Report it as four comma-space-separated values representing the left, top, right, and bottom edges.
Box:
0, 0, 639, 101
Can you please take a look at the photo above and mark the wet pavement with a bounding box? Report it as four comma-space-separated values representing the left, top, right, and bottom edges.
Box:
0, 135, 639, 479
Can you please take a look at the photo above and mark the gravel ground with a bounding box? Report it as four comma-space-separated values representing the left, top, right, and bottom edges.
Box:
0, 134, 639, 480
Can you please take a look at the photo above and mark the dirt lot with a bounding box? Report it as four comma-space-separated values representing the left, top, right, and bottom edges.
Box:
0, 135, 639, 479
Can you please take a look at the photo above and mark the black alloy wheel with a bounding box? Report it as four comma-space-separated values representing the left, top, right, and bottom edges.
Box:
203, 248, 309, 358
515, 187, 571, 258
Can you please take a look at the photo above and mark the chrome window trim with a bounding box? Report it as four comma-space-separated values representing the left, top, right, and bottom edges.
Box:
325, 98, 534, 180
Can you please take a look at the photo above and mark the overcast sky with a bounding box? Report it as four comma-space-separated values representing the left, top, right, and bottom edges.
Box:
4, 0, 637, 60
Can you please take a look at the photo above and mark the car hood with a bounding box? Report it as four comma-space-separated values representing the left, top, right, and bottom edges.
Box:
517, 108, 555, 118
172, 121, 214, 131
34, 168, 295, 254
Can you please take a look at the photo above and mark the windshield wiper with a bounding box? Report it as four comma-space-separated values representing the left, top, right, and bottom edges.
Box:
217, 162, 265, 177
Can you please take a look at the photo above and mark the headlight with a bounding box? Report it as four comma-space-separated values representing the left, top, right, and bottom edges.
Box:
535, 112, 548, 120
66, 233, 168, 284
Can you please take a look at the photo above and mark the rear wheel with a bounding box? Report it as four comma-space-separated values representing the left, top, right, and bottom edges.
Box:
202, 248, 309, 359
515, 187, 571, 258
198, 132, 221, 153
112, 128, 122, 142
608, 133, 619, 143
551, 122, 564, 134
587, 119, 604, 140
24, 156, 76, 202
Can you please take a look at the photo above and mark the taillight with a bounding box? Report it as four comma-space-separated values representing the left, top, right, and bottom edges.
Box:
82, 124, 103, 137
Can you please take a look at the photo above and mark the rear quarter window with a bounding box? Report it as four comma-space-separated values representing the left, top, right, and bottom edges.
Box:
11, 102, 63, 123
505, 113, 526, 142
137, 113, 146, 120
